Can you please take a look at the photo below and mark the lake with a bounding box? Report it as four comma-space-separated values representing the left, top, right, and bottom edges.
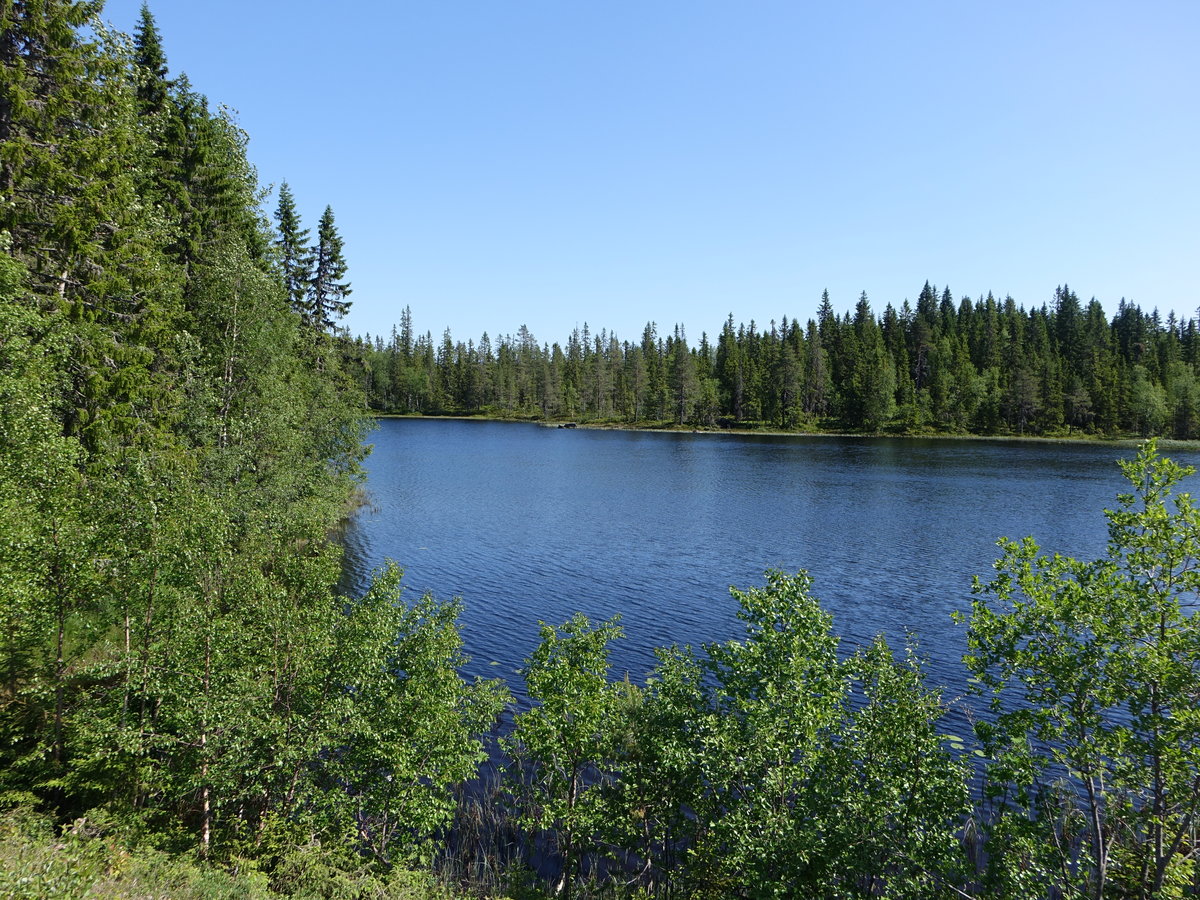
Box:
340, 419, 1196, 720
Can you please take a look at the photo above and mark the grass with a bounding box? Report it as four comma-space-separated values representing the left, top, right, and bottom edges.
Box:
0, 808, 544, 900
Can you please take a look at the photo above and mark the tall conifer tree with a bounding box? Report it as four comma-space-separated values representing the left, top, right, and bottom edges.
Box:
0, 0, 117, 288
308, 205, 351, 331
273, 181, 311, 318
133, 3, 169, 114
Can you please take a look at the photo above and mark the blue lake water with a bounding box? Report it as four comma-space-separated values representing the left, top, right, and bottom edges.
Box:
340, 419, 1197, 725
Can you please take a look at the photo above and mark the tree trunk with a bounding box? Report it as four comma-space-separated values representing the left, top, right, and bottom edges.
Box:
200, 631, 212, 859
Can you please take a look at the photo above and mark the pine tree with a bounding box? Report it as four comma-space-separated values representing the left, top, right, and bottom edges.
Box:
308, 205, 351, 331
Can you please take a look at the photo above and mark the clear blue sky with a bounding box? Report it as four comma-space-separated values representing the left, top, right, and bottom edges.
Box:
102, 0, 1198, 347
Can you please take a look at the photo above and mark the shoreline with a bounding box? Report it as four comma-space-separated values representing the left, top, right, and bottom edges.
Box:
368, 412, 1200, 451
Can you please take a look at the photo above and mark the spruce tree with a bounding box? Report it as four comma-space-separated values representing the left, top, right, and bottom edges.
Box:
273, 181, 311, 318
133, 3, 169, 114
308, 205, 351, 331
0, 0, 120, 288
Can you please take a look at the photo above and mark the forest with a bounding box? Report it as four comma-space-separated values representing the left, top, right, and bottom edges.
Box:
4, 3, 1200, 899
357, 290, 1200, 438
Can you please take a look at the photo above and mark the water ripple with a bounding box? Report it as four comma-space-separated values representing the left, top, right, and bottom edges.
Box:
347, 420, 1199, 705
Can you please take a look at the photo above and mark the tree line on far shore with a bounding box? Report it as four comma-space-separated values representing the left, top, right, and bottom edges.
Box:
356, 288, 1200, 438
